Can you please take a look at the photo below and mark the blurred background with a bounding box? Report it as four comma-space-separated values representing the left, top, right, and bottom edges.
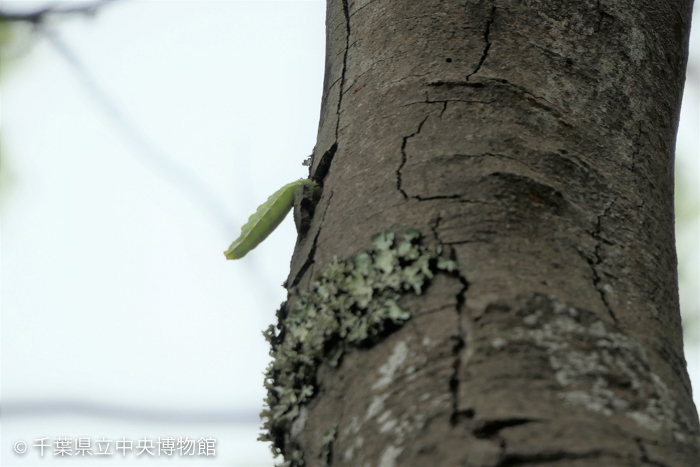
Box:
0, 1, 697, 466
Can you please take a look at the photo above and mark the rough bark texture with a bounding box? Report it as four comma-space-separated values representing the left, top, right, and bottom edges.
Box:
273, 0, 699, 465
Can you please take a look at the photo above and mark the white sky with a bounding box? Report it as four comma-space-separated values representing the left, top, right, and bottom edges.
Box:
0, 1, 697, 466
1, 1, 325, 465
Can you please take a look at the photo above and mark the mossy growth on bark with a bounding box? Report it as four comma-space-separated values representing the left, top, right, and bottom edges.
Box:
260, 230, 457, 461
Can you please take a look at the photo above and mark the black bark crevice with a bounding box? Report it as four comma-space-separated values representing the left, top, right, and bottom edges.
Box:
495, 450, 609, 467
424, 98, 496, 107
415, 194, 462, 201
397, 113, 431, 199
348, 0, 378, 19
313, 142, 338, 185
635, 438, 672, 467
291, 190, 334, 288
439, 100, 448, 118
448, 332, 466, 425
466, 5, 496, 81
590, 197, 618, 323
451, 408, 475, 426
336, 0, 351, 140
473, 418, 534, 438
430, 214, 443, 243
428, 80, 485, 88
449, 271, 470, 426
444, 237, 496, 246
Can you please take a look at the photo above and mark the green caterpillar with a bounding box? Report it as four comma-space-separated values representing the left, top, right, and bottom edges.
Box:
224, 179, 317, 260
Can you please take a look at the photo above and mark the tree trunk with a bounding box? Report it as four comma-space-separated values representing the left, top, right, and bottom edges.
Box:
263, 0, 700, 465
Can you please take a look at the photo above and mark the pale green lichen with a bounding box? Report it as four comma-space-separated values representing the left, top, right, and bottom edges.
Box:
505, 294, 696, 443
259, 230, 456, 462
320, 424, 338, 466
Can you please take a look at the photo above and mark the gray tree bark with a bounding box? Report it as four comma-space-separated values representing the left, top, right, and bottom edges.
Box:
264, 1, 700, 465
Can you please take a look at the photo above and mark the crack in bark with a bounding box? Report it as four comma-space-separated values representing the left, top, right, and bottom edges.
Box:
336, 0, 351, 141
495, 449, 609, 467
397, 113, 431, 199
448, 337, 466, 426
291, 191, 334, 288
349, 0, 378, 19
292, 224, 321, 290
430, 214, 443, 243
439, 100, 448, 118
583, 197, 618, 323
473, 418, 534, 438
424, 97, 496, 107
466, 5, 497, 81
321, 76, 343, 104
313, 143, 338, 184
635, 438, 672, 467
427, 77, 570, 127
415, 194, 462, 201
490, 78, 571, 126
430, 77, 559, 115
449, 271, 471, 426
428, 80, 485, 88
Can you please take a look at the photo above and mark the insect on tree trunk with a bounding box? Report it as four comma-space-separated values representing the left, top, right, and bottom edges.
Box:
261, 0, 700, 465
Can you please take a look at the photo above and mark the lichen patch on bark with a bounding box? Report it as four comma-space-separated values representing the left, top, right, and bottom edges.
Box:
498, 294, 697, 442
261, 230, 458, 464
282, 0, 699, 464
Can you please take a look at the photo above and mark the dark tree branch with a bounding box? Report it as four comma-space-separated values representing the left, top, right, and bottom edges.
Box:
0, 0, 118, 24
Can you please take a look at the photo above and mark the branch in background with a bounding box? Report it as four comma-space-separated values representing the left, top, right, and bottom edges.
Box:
1, 1, 284, 422
0, 0, 118, 24
2, 0, 281, 300
3, 399, 260, 424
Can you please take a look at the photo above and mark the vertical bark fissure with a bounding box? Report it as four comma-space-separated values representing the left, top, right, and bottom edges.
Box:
590, 197, 619, 323
438, 100, 448, 118
448, 332, 466, 424
430, 214, 443, 243
466, 5, 497, 81
291, 190, 334, 287
635, 438, 672, 467
449, 271, 471, 425
312, 142, 338, 184
397, 112, 432, 199
335, 0, 351, 140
